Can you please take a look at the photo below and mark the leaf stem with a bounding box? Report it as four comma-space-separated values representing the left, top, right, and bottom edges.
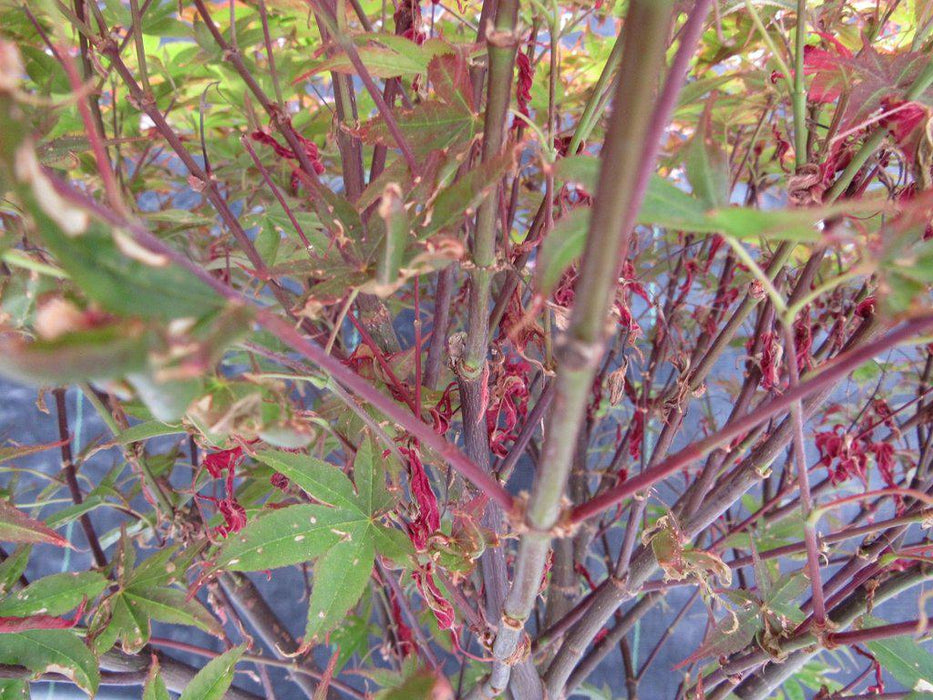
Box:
53, 389, 108, 569
462, 0, 521, 373
744, 0, 794, 88
313, 1, 419, 175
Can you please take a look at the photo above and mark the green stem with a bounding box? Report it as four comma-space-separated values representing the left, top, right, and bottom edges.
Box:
470, 2, 677, 697
793, 0, 808, 167
567, 25, 626, 156
823, 128, 886, 202
128, 0, 150, 95
462, 0, 520, 373
723, 237, 788, 317
452, 0, 523, 663
744, 0, 794, 85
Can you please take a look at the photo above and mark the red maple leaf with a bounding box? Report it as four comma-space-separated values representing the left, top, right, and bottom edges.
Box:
803, 33, 852, 104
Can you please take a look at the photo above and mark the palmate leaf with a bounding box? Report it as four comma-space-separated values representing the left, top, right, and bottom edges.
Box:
539, 155, 918, 296
124, 543, 191, 590
813, 39, 929, 130
0, 629, 99, 695
111, 420, 186, 445
0, 571, 107, 617
428, 51, 476, 113
296, 35, 448, 79
371, 525, 413, 564
0, 440, 77, 468
352, 434, 393, 516
684, 112, 730, 210
302, 438, 401, 641
675, 606, 760, 668
304, 521, 375, 643
0, 549, 29, 598
536, 208, 590, 296
0, 120, 252, 420
257, 434, 393, 517
24, 214, 222, 322
0, 303, 250, 422
178, 645, 246, 700
375, 665, 453, 699
143, 656, 171, 700
221, 437, 408, 642
0, 680, 27, 698
355, 100, 480, 160
254, 451, 359, 510
93, 539, 220, 654
216, 505, 406, 642
420, 147, 517, 236
374, 183, 410, 294
678, 569, 808, 668
554, 169, 834, 243
215, 504, 362, 571
0, 103, 233, 357
0, 323, 151, 386
97, 584, 222, 655
328, 612, 372, 674
107, 592, 150, 654
123, 588, 222, 638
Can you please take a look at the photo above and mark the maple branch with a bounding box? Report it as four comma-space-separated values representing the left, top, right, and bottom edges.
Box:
570, 316, 933, 524
546, 313, 888, 694
825, 617, 933, 646
42, 171, 515, 514
312, 0, 419, 174
470, 2, 677, 696
219, 572, 347, 700
454, 0, 521, 650
53, 388, 108, 569
725, 567, 931, 699
565, 592, 662, 691
793, 0, 808, 168
825, 57, 933, 201
99, 648, 261, 700
191, 0, 325, 184
781, 321, 827, 628
99, 44, 295, 314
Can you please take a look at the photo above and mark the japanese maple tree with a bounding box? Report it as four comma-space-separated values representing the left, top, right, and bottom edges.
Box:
0, 0, 933, 698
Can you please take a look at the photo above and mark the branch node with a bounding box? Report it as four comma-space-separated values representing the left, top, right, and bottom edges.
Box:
554, 334, 605, 372
503, 632, 531, 666
484, 20, 523, 49
94, 36, 118, 56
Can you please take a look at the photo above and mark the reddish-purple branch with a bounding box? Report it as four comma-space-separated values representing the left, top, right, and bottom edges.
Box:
571, 315, 933, 523
44, 172, 515, 513
826, 617, 933, 646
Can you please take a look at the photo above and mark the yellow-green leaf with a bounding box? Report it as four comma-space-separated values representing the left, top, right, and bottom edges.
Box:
0, 630, 99, 695
305, 522, 375, 643
215, 504, 363, 571
178, 645, 246, 700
